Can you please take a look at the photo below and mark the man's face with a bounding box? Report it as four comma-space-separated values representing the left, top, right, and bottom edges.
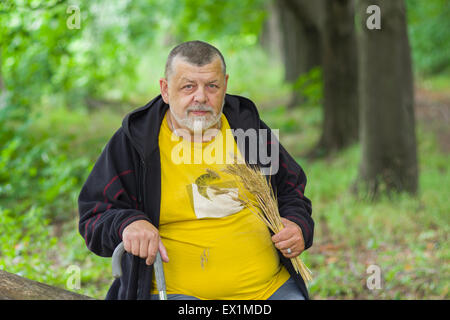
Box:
160, 56, 229, 132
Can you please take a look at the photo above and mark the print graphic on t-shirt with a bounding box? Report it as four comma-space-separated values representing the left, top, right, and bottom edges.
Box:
188, 169, 244, 219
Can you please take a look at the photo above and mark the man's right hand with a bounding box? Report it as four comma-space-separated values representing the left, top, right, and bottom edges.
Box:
122, 220, 169, 265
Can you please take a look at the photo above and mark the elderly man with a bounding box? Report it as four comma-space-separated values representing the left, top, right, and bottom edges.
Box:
78, 40, 313, 300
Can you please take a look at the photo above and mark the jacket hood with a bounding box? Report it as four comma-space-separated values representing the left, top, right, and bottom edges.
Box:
121, 94, 261, 164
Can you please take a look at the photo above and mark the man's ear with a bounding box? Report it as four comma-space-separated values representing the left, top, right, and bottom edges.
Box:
224, 74, 229, 91
160, 78, 169, 104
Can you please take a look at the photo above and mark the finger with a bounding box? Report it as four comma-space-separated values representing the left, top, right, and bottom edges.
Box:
281, 218, 305, 246
146, 236, 159, 265
271, 227, 295, 243
281, 249, 299, 259
123, 239, 132, 253
139, 237, 149, 259
280, 217, 291, 226
131, 239, 141, 256
274, 238, 297, 251
159, 239, 169, 263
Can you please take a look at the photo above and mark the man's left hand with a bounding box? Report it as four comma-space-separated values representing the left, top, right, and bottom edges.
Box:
271, 218, 305, 258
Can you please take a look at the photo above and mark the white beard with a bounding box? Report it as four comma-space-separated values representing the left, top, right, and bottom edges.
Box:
170, 99, 225, 132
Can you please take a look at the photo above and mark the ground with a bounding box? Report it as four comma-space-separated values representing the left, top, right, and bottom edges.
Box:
415, 86, 450, 153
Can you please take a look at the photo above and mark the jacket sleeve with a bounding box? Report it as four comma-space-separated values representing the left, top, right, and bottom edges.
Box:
260, 120, 314, 250
78, 128, 152, 257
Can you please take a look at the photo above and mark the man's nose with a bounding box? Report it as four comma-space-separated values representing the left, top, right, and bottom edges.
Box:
193, 86, 207, 104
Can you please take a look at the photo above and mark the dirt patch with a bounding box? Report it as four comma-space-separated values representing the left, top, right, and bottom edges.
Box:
415, 86, 450, 153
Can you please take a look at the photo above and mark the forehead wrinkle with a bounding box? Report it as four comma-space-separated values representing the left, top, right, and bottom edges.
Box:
177, 71, 221, 84
167, 58, 225, 90
180, 77, 195, 82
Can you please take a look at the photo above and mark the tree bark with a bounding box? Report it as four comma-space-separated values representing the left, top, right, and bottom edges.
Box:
314, 0, 359, 156
0, 270, 94, 300
276, 0, 322, 108
356, 0, 418, 195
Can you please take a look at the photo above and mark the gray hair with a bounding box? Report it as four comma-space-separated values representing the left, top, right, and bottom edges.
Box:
164, 40, 227, 80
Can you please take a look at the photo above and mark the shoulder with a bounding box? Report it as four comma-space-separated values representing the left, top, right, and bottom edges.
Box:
225, 94, 258, 110
103, 127, 136, 157
224, 94, 261, 130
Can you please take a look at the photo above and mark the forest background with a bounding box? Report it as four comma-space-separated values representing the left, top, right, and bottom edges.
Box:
0, 0, 448, 299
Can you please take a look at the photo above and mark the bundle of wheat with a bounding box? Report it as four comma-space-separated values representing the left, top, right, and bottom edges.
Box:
212, 161, 312, 284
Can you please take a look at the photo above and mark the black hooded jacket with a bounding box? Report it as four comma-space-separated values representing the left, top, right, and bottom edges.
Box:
78, 94, 314, 300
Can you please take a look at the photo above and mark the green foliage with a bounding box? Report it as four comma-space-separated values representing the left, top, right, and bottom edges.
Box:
0, 0, 147, 111
0, 106, 90, 221
406, 0, 450, 75
261, 105, 298, 133
0, 207, 111, 297
0, 0, 268, 115
292, 67, 323, 107
0, 206, 59, 282
0, 103, 119, 297
1, 0, 79, 109
170, 0, 267, 46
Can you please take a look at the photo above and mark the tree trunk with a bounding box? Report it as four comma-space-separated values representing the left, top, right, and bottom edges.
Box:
276, 0, 322, 108
259, 0, 283, 62
0, 270, 94, 300
356, 0, 418, 196
274, 0, 359, 157
314, 0, 359, 156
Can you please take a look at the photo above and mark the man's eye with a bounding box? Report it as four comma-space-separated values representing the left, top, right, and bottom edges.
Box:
183, 85, 193, 89
208, 84, 218, 88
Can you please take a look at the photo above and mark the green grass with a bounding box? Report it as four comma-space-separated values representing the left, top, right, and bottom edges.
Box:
420, 75, 450, 92
260, 104, 449, 299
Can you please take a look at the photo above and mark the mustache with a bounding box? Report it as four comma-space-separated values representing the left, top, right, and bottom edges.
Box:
187, 105, 214, 113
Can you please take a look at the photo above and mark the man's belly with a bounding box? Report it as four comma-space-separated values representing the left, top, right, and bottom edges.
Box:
151, 209, 290, 299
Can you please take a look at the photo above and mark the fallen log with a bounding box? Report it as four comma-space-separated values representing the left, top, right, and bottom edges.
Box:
0, 270, 94, 300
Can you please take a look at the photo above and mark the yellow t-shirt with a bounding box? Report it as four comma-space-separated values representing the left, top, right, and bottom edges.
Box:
151, 111, 290, 299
